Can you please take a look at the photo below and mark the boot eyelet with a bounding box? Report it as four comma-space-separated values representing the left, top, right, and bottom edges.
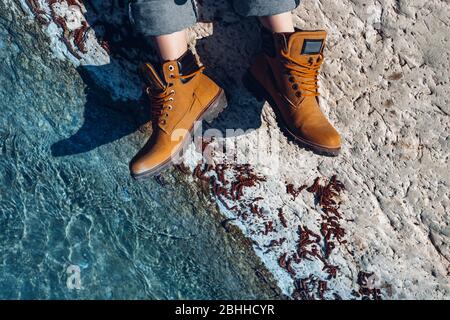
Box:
295, 91, 301, 98
168, 97, 174, 101
288, 77, 295, 83
145, 87, 151, 94
167, 105, 173, 110
160, 120, 166, 125
292, 84, 299, 90
170, 90, 175, 95
168, 65, 175, 71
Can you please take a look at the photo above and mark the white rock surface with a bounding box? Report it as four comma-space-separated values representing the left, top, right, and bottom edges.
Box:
187, 0, 450, 300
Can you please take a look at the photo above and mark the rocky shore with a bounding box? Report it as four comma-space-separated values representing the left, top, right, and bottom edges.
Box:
15, 0, 450, 299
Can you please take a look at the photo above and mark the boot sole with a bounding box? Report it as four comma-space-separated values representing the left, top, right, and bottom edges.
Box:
243, 71, 341, 157
131, 89, 228, 180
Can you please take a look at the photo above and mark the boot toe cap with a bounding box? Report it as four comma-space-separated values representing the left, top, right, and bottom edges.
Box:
301, 124, 341, 150
129, 152, 164, 177
129, 159, 150, 177
318, 130, 341, 149
129, 147, 177, 178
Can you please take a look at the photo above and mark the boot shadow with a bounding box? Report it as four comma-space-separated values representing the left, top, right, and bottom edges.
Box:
51, 1, 154, 157
50, 66, 149, 157
195, 0, 266, 135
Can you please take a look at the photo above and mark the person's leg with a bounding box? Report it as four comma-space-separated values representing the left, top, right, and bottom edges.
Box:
259, 12, 294, 33
233, 0, 300, 23
238, 0, 342, 156
154, 30, 188, 61
128, 1, 227, 178
129, 0, 196, 38
129, 0, 194, 60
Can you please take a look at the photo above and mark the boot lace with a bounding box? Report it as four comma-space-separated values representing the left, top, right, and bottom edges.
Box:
281, 51, 323, 97
146, 66, 205, 125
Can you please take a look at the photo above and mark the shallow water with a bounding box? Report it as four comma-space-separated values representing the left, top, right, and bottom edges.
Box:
0, 3, 275, 299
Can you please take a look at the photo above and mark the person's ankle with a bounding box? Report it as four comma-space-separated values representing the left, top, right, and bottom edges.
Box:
159, 48, 188, 62
154, 29, 189, 61
260, 24, 295, 37
259, 14, 295, 33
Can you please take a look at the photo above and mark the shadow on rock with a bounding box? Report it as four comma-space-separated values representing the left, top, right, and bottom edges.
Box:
195, 0, 266, 134
50, 66, 149, 157
51, 0, 153, 157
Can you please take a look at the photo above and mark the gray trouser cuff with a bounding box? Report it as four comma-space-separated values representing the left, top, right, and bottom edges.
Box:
129, 0, 197, 37
129, 0, 301, 36
233, 0, 301, 17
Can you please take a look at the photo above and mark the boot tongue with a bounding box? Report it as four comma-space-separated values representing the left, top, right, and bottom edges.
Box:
139, 62, 166, 92
140, 50, 199, 92
286, 30, 327, 61
161, 50, 200, 83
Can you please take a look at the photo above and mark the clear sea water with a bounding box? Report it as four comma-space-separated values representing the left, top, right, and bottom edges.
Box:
0, 2, 275, 299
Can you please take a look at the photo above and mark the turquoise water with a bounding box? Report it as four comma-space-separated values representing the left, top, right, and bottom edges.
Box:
0, 2, 275, 299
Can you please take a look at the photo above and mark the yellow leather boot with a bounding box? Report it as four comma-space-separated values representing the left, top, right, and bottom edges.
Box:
247, 28, 341, 156
130, 50, 227, 179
